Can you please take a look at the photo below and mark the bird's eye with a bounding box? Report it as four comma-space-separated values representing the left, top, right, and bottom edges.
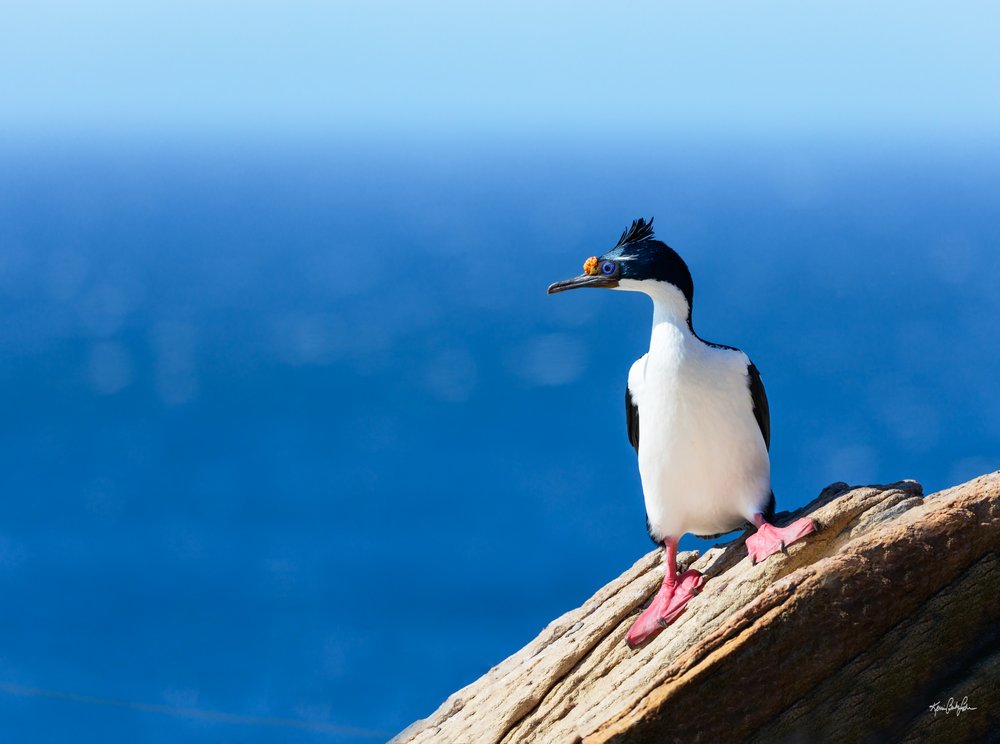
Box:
601, 261, 617, 275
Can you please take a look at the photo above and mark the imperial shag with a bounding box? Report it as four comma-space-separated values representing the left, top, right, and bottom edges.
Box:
548, 218, 816, 648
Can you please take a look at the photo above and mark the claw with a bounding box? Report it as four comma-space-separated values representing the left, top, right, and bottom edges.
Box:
746, 517, 816, 565
626, 568, 704, 647
626, 539, 705, 648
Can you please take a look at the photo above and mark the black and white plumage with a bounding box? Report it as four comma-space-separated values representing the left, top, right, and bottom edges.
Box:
625, 338, 774, 544
550, 218, 774, 541
548, 218, 817, 647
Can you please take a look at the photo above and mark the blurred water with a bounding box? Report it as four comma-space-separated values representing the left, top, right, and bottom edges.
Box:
0, 136, 998, 741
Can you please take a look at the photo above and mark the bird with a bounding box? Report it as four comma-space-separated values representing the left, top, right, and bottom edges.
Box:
547, 217, 816, 648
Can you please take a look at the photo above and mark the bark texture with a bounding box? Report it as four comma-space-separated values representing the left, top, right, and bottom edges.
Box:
393, 473, 1000, 744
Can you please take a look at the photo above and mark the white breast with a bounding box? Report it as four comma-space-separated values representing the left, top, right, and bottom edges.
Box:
628, 325, 771, 540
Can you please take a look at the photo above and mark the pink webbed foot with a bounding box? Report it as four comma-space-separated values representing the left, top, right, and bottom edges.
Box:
746, 516, 817, 565
626, 569, 704, 649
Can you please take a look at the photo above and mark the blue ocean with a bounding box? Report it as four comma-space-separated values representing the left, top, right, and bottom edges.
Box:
0, 136, 997, 741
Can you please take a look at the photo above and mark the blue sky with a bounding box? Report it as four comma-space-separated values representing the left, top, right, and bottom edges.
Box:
3, 1, 999, 140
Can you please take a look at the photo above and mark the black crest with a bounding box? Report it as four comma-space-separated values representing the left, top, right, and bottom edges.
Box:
615, 217, 655, 248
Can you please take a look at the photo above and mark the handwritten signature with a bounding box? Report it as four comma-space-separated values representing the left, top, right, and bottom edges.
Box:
928, 696, 977, 718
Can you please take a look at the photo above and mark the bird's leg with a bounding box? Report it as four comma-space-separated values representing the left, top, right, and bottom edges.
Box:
626, 538, 704, 649
745, 513, 817, 565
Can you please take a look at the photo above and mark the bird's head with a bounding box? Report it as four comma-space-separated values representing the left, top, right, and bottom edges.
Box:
547, 217, 694, 319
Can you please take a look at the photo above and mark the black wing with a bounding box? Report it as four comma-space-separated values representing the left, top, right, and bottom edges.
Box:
625, 385, 640, 454
747, 361, 770, 451
628, 384, 655, 542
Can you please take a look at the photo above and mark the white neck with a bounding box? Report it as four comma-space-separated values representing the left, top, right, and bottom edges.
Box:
618, 278, 693, 342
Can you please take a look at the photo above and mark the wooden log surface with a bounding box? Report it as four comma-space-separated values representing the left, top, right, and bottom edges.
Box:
393, 472, 1000, 743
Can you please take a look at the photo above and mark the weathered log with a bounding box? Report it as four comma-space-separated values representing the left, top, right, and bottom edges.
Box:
394, 472, 1000, 743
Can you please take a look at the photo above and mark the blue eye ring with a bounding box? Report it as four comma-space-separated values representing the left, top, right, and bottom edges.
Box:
601, 261, 617, 275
